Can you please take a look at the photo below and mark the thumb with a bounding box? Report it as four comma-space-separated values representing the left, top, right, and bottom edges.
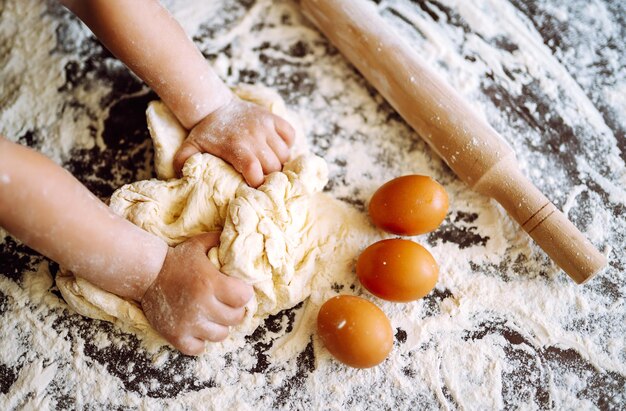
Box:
173, 141, 201, 177
191, 231, 222, 253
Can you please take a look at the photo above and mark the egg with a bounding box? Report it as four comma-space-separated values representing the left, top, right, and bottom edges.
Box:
317, 295, 393, 368
368, 175, 448, 235
357, 239, 438, 302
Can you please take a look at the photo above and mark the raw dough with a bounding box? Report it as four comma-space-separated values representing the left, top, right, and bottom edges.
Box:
56, 84, 378, 352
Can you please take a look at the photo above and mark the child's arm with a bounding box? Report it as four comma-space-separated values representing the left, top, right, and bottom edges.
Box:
0, 137, 167, 300
0, 137, 253, 355
61, 0, 295, 187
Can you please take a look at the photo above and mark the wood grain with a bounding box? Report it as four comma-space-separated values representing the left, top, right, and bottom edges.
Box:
301, 0, 607, 283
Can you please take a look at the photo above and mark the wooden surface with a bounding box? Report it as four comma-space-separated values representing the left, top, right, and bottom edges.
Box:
301, 0, 607, 283
0, 0, 624, 409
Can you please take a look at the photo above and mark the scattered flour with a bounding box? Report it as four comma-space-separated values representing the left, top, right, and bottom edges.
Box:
0, 0, 624, 409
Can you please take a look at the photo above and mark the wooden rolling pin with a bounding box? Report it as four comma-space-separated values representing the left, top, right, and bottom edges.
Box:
300, 0, 606, 284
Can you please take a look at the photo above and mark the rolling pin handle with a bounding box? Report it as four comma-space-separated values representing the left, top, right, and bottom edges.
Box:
301, 0, 607, 283
473, 158, 607, 284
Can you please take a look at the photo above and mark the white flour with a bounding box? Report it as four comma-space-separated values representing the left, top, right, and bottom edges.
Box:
0, 0, 624, 409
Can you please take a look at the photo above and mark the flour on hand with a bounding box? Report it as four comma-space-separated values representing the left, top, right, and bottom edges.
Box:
55, 84, 376, 353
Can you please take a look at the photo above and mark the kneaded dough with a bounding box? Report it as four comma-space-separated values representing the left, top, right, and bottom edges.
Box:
56, 84, 377, 352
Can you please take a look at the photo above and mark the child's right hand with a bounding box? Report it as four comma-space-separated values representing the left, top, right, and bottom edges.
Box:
172, 96, 295, 188
141, 232, 254, 355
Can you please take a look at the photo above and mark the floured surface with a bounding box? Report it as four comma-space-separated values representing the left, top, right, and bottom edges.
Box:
57, 93, 378, 350
0, 0, 624, 409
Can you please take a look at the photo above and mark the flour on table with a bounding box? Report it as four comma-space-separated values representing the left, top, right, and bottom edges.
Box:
1, 0, 624, 409
56, 84, 378, 352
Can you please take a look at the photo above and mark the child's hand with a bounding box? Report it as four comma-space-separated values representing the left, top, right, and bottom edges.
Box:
173, 97, 296, 187
141, 232, 254, 355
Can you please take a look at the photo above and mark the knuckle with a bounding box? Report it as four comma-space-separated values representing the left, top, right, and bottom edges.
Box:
242, 158, 259, 175
234, 148, 254, 165
232, 139, 248, 150
254, 132, 268, 144
241, 153, 257, 167
263, 116, 275, 129
197, 277, 216, 299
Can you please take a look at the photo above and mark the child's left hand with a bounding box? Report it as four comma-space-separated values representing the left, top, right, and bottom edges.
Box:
173, 96, 296, 188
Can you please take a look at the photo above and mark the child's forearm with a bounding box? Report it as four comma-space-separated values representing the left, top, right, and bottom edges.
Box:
0, 137, 168, 301
61, 0, 233, 129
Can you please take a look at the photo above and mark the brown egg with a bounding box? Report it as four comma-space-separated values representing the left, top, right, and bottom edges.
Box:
357, 239, 438, 302
317, 295, 393, 368
369, 175, 448, 235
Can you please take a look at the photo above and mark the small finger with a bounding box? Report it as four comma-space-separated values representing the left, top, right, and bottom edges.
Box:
236, 151, 264, 188
173, 141, 201, 177
216, 275, 254, 308
257, 146, 282, 175
267, 134, 290, 164
273, 115, 296, 147
194, 320, 230, 342
174, 335, 206, 356
207, 300, 246, 326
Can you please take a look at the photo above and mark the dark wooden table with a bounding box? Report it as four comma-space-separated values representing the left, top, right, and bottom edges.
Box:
1, 0, 624, 409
